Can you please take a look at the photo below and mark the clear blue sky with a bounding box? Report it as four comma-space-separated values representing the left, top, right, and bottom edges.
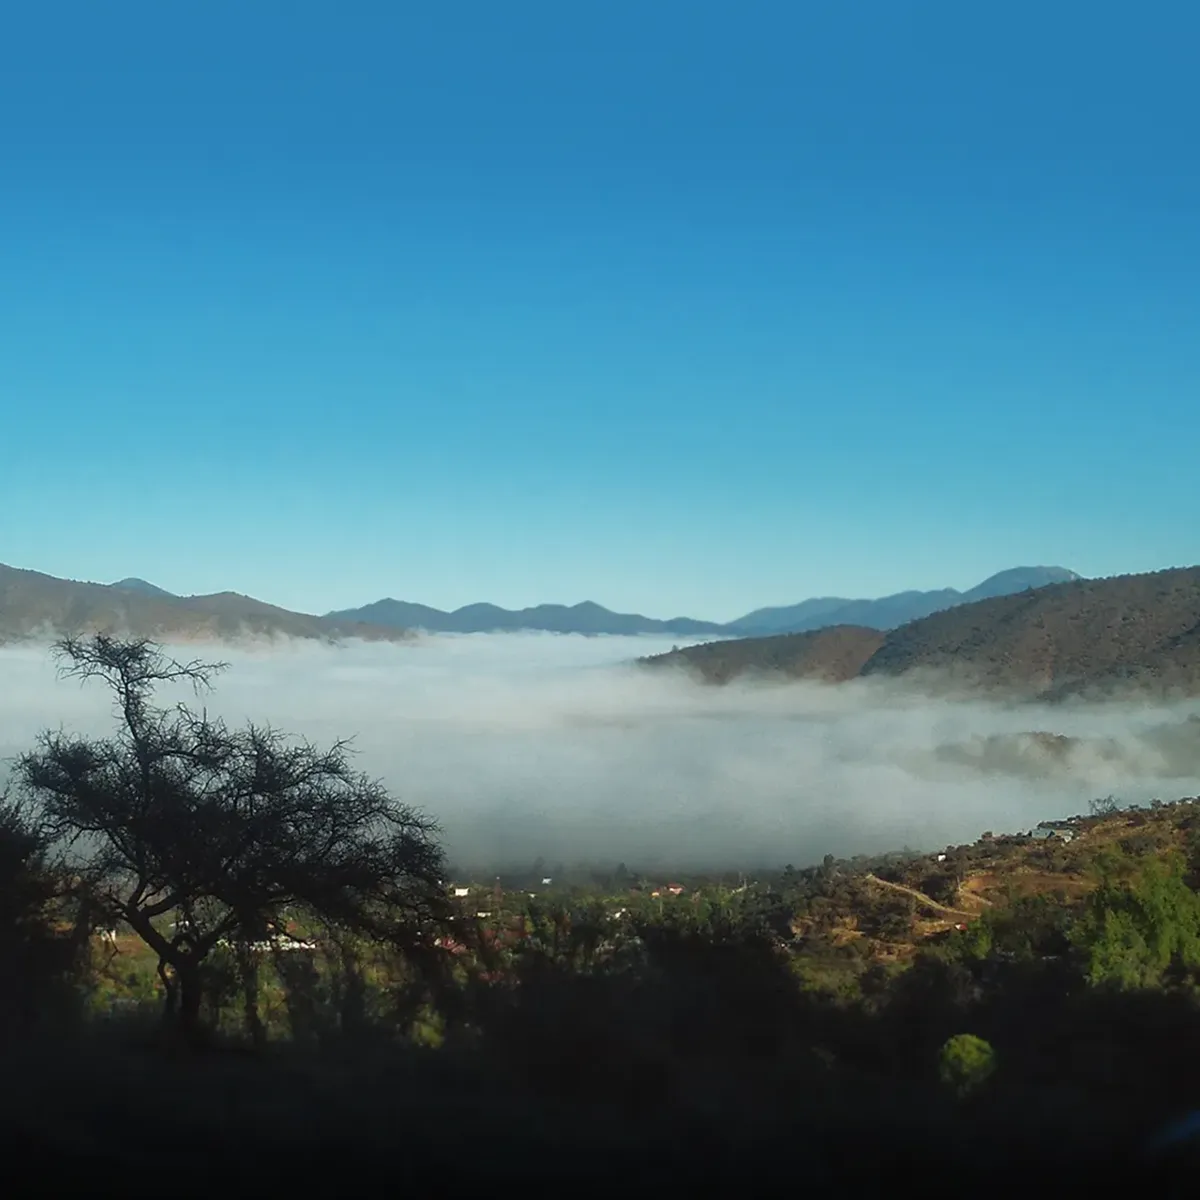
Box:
2, 2, 1196, 622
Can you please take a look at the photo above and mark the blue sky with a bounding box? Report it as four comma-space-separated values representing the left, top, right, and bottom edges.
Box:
2, 2, 1196, 622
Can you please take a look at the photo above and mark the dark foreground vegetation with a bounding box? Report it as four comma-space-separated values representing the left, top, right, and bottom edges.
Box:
5, 638, 1200, 1194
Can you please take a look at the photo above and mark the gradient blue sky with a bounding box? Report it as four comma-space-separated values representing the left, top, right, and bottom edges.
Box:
2, 2, 1197, 622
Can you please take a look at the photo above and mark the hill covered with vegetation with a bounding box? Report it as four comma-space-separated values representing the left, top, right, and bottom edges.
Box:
643, 624, 886, 684
643, 566, 1200, 698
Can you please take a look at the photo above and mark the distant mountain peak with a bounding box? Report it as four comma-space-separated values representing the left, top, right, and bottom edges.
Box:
109, 577, 176, 598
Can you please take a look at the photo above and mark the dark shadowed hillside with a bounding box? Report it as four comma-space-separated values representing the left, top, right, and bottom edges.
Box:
645, 566, 1200, 697
641, 625, 886, 684
0, 563, 412, 645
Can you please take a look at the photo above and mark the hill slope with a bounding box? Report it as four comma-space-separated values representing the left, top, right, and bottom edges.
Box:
0, 563, 412, 645
862, 566, 1200, 697
641, 625, 886, 685
645, 566, 1200, 697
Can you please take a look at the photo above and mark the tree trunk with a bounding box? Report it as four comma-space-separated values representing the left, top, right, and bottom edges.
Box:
177, 965, 205, 1048
236, 942, 267, 1050
158, 959, 178, 1026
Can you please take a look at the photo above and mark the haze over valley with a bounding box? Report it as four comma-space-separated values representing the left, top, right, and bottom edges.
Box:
5, 629, 1198, 874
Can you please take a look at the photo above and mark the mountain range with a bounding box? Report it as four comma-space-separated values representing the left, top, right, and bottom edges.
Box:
0, 564, 412, 645
4, 561, 1200, 698
641, 566, 1200, 699
723, 566, 1082, 635
323, 598, 728, 637
327, 567, 1081, 636
0, 563, 1084, 645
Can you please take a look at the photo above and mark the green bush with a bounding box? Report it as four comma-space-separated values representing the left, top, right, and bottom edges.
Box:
938, 1033, 996, 1098
1072, 855, 1200, 989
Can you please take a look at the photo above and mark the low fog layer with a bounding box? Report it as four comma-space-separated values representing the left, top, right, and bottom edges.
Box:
2, 634, 1199, 873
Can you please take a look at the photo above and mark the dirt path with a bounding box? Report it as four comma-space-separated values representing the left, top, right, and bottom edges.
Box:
864, 874, 975, 920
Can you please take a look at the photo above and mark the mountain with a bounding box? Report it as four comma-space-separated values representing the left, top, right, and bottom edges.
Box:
725, 567, 1082, 636
325, 598, 727, 637
0, 563, 412, 645
328, 567, 1077, 637
643, 566, 1200, 698
110, 577, 176, 598
861, 566, 1200, 698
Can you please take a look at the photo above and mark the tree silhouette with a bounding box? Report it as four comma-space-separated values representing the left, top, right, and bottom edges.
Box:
0, 796, 85, 1033
15, 635, 451, 1046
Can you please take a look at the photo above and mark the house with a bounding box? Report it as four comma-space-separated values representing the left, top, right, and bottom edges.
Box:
452, 887, 470, 898
1030, 826, 1075, 843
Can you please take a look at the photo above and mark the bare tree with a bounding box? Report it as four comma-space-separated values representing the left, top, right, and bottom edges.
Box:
15, 634, 452, 1046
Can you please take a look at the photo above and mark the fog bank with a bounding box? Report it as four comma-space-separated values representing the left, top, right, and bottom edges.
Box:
2, 634, 1199, 872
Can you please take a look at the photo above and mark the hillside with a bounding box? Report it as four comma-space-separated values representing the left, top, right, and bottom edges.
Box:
326, 597, 727, 636
862, 566, 1200, 697
0, 563, 412, 645
644, 566, 1200, 697
641, 625, 886, 684
778, 794, 1200, 961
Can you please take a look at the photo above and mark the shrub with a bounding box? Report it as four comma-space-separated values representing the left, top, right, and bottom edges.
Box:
938, 1033, 996, 1098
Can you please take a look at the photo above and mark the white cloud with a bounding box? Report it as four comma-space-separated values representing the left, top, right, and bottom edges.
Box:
2, 633, 1199, 872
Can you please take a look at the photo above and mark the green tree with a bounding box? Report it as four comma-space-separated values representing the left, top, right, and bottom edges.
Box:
15, 635, 452, 1047
938, 1033, 996, 1098
1072, 854, 1200, 989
